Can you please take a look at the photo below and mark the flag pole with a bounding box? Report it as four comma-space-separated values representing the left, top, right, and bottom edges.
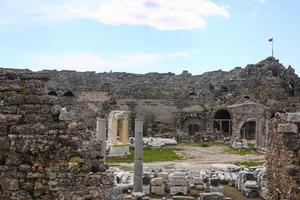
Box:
272, 39, 274, 58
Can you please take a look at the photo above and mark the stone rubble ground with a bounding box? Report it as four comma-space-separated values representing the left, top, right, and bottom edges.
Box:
108, 164, 267, 200
129, 137, 178, 147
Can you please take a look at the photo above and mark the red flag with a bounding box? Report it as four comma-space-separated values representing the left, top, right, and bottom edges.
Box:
268, 38, 273, 42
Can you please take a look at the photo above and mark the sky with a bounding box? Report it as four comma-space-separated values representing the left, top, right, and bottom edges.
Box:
0, 0, 299, 75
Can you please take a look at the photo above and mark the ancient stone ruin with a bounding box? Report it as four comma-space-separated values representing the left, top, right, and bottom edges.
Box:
0, 70, 115, 199
0, 57, 300, 199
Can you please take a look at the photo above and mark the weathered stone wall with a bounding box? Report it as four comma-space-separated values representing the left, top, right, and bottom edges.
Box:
0, 69, 114, 199
266, 113, 300, 200
2, 57, 300, 137
43, 57, 300, 135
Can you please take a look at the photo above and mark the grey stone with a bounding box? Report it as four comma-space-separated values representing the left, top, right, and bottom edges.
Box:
169, 176, 188, 186
134, 119, 144, 193
151, 185, 165, 195
59, 110, 75, 121
170, 185, 187, 196
151, 178, 164, 186
287, 112, 300, 123
199, 192, 224, 200
277, 124, 298, 134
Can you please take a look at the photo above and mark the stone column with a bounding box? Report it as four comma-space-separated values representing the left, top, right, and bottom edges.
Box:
133, 119, 143, 194
122, 119, 129, 144
96, 118, 107, 160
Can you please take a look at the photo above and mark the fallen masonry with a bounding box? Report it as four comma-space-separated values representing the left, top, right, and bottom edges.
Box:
109, 164, 267, 199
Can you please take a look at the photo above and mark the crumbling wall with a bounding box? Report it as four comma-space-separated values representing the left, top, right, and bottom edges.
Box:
2, 57, 300, 136
0, 69, 114, 199
266, 113, 300, 200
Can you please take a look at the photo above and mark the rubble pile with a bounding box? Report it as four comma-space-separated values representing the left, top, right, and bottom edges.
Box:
110, 165, 267, 199
0, 69, 115, 199
129, 137, 177, 147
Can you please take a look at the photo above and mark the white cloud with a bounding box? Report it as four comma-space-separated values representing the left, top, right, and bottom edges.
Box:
258, 0, 267, 4
0, 0, 230, 30
30, 51, 191, 72
253, 0, 267, 5
70, 0, 230, 30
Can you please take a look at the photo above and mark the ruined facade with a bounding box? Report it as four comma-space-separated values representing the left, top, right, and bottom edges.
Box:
0, 70, 115, 199
4, 57, 300, 150
266, 113, 300, 200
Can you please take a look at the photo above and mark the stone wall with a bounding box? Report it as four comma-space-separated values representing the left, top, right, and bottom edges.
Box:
266, 113, 300, 200
0, 69, 114, 199
44, 57, 300, 135
2, 57, 300, 139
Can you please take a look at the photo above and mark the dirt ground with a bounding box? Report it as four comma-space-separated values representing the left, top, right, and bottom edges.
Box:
118, 145, 265, 171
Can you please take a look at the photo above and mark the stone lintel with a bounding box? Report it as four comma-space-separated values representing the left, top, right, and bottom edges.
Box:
287, 112, 300, 123
277, 124, 298, 134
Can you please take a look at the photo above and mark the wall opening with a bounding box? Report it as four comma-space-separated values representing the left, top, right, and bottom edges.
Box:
63, 90, 75, 97
271, 111, 286, 118
187, 124, 199, 135
289, 82, 295, 96
48, 91, 58, 96
240, 121, 256, 140
182, 117, 206, 134
213, 109, 232, 137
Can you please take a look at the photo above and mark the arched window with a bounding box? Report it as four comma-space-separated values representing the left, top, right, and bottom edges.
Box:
240, 121, 256, 140
63, 90, 75, 97
213, 109, 232, 136
48, 91, 58, 96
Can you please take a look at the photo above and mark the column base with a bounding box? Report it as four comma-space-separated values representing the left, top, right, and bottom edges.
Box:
108, 144, 130, 157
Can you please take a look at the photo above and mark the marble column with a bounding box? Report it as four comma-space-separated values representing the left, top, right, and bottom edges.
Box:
96, 117, 107, 160
133, 119, 143, 194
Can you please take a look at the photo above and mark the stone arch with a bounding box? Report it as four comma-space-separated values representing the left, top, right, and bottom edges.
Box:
271, 111, 286, 118
63, 90, 75, 97
213, 109, 232, 137
240, 121, 256, 140
48, 91, 58, 96
182, 117, 206, 135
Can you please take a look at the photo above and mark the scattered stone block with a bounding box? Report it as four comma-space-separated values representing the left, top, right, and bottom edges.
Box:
151, 185, 165, 195
169, 176, 188, 186
151, 178, 164, 186
170, 185, 187, 196
158, 172, 168, 182
287, 112, 300, 123
199, 192, 224, 200
277, 124, 298, 134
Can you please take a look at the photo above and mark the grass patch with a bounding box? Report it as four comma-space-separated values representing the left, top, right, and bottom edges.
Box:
225, 146, 263, 155
234, 161, 265, 168
69, 156, 81, 163
106, 148, 182, 164
179, 141, 225, 147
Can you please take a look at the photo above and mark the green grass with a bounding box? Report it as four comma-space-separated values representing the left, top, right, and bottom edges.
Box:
178, 141, 225, 147
224, 146, 263, 155
69, 156, 81, 163
106, 148, 182, 164
234, 161, 265, 168
179, 141, 263, 155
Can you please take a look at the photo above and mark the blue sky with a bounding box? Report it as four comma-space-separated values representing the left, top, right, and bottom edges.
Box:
0, 0, 299, 75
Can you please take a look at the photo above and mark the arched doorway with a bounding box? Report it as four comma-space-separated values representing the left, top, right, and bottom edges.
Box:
182, 117, 206, 135
213, 109, 232, 137
187, 124, 200, 135
240, 121, 256, 140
